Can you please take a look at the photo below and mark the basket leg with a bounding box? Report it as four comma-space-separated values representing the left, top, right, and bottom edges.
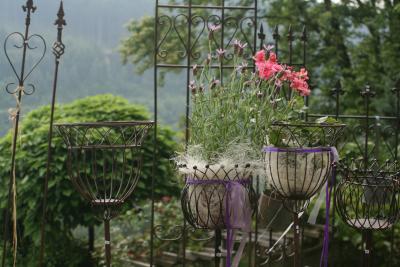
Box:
293, 213, 301, 267
104, 219, 111, 267
362, 230, 372, 267
215, 229, 222, 267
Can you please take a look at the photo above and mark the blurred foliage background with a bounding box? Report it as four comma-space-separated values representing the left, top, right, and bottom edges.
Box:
0, 0, 399, 266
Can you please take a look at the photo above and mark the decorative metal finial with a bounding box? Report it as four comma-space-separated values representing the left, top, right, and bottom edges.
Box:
287, 24, 294, 41
361, 84, 376, 97
301, 26, 307, 41
272, 25, 280, 41
22, 0, 36, 13
53, 1, 66, 59
258, 23, 266, 46
55, 1, 66, 28
392, 79, 400, 94
331, 80, 345, 96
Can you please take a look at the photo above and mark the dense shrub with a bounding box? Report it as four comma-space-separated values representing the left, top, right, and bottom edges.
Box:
0, 94, 179, 266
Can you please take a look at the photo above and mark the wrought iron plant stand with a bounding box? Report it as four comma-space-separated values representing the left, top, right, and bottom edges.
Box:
56, 121, 153, 267
180, 164, 256, 267
336, 161, 400, 267
263, 121, 346, 267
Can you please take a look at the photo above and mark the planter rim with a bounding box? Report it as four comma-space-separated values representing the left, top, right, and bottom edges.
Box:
55, 121, 154, 127
263, 146, 334, 152
271, 121, 346, 128
340, 177, 399, 187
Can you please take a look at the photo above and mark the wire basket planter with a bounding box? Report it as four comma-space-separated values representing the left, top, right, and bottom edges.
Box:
180, 164, 256, 267
264, 122, 346, 211
263, 121, 346, 267
336, 161, 400, 267
181, 164, 255, 229
56, 121, 153, 267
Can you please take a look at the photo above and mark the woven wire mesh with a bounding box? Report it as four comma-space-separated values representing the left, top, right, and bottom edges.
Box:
56, 121, 153, 216
336, 161, 400, 230
181, 165, 256, 230
268, 121, 346, 147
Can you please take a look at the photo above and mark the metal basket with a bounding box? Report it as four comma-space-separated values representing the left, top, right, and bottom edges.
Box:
56, 121, 153, 267
264, 122, 345, 212
336, 162, 400, 230
181, 164, 256, 230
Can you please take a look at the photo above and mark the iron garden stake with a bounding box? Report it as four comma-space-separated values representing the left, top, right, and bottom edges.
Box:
38, 2, 66, 266
1, 1, 46, 266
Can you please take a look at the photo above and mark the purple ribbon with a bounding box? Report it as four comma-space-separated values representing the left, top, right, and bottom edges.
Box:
186, 178, 251, 267
263, 146, 339, 267
263, 146, 335, 154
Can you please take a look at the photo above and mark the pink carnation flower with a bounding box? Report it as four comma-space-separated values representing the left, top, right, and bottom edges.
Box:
254, 50, 265, 62
255, 52, 283, 80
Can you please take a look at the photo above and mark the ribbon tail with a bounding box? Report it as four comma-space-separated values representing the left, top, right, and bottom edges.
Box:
226, 228, 233, 267
232, 232, 247, 267
225, 183, 232, 267
319, 149, 338, 267
308, 183, 327, 225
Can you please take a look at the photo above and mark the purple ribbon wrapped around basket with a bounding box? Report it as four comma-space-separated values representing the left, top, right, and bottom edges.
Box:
263, 146, 339, 267
186, 178, 252, 267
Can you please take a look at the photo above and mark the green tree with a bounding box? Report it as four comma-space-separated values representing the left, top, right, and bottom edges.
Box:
0, 94, 179, 266
121, 0, 400, 115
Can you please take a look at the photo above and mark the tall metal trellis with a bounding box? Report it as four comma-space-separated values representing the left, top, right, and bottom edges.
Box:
152, 1, 259, 266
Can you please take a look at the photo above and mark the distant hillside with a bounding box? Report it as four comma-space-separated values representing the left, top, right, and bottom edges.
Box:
0, 0, 153, 47
0, 0, 185, 135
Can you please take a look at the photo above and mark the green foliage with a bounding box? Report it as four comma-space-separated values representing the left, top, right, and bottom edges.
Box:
264, 0, 400, 117
0, 94, 179, 266
93, 198, 183, 266
93, 197, 214, 267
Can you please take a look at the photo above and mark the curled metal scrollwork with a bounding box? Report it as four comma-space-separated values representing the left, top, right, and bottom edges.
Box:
240, 17, 256, 55
189, 15, 206, 60
173, 14, 189, 59
154, 224, 184, 241
186, 225, 215, 242
156, 15, 172, 59
4, 31, 46, 95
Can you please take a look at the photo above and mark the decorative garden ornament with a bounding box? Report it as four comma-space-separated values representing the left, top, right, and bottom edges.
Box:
336, 161, 400, 267
263, 121, 345, 267
1, 1, 46, 266
264, 121, 345, 210
180, 164, 255, 267
56, 121, 153, 267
